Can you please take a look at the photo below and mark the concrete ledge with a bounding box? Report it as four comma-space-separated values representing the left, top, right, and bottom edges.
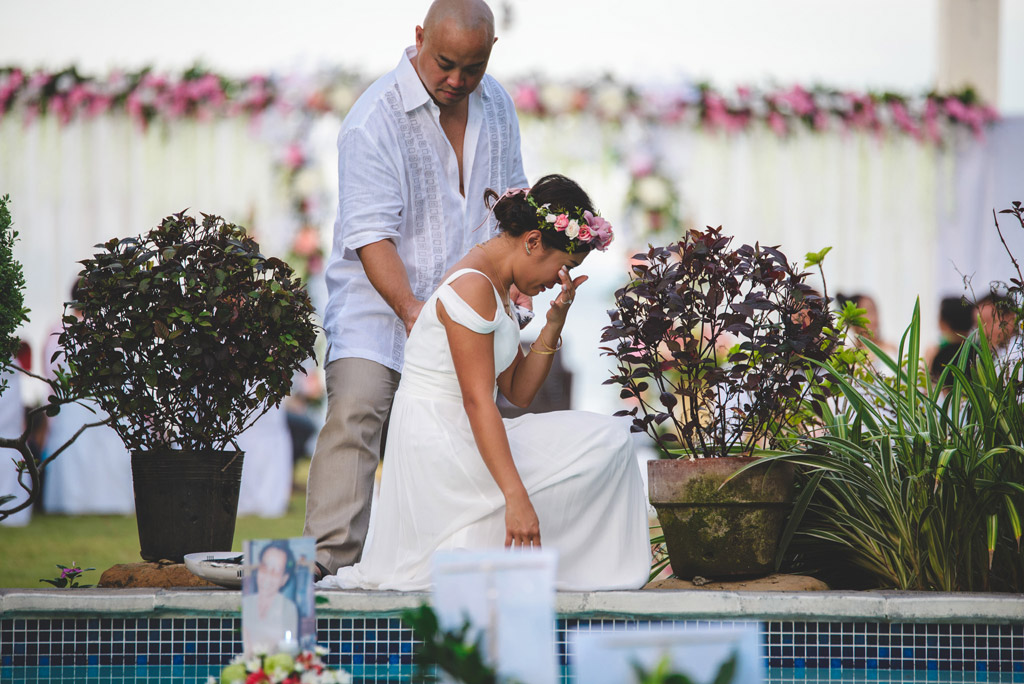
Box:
3, 588, 1022, 624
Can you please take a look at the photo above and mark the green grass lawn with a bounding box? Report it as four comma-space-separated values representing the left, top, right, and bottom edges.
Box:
0, 493, 308, 588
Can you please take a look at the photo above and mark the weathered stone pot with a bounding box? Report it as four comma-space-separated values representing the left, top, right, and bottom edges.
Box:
131, 449, 244, 563
648, 457, 795, 579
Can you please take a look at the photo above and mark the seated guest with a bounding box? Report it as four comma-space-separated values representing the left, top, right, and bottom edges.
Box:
928, 296, 976, 385
977, 293, 1022, 372
837, 292, 895, 368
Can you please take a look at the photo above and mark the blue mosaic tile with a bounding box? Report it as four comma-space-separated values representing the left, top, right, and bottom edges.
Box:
4, 613, 1024, 682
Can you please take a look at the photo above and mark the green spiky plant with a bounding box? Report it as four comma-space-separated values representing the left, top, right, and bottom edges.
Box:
741, 202, 1024, 592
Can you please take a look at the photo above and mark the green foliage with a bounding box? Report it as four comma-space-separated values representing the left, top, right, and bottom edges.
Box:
803, 246, 832, 268
601, 228, 841, 457
0, 194, 28, 392
402, 604, 499, 684
632, 652, 738, 684
744, 201, 1024, 591
39, 562, 95, 589
59, 211, 318, 452
748, 301, 1024, 591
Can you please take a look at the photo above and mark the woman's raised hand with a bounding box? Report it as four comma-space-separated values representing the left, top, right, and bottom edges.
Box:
548, 266, 588, 321
504, 491, 542, 548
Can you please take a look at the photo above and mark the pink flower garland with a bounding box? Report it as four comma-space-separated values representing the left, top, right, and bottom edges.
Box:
0, 66, 1000, 143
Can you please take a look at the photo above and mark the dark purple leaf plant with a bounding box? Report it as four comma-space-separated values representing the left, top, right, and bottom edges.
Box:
601, 226, 846, 458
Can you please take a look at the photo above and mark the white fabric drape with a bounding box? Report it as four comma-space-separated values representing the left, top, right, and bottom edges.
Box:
0, 115, 290, 391
2, 113, 1021, 417
516, 116, 1024, 414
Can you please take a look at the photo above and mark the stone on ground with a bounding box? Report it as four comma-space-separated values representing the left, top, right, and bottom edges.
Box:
644, 573, 828, 591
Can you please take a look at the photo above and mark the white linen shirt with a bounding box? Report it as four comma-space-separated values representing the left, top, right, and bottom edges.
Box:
322, 47, 528, 372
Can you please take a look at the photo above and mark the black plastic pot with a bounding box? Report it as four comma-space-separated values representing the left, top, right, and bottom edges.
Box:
131, 449, 244, 563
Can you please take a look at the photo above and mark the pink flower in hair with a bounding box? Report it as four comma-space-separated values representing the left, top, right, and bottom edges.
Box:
578, 224, 593, 242
553, 214, 569, 231
584, 211, 614, 251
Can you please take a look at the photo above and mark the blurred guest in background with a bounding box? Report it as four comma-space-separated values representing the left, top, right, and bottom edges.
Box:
977, 293, 1022, 370
837, 292, 895, 366
928, 296, 975, 384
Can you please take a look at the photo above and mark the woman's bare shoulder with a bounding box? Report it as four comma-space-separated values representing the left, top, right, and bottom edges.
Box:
440, 265, 498, 319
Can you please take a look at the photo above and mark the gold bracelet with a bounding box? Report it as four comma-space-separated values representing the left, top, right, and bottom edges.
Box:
531, 335, 562, 354
529, 343, 555, 355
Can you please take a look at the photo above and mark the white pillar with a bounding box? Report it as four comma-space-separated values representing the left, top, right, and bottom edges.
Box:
937, 0, 1001, 104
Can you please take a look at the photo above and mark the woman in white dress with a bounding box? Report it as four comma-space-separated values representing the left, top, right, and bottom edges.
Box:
323, 174, 651, 591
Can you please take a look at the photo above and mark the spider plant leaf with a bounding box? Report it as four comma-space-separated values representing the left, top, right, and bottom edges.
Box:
934, 448, 955, 493
775, 469, 824, 571
987, 515, 998, 570
1005, 497, 1022, 551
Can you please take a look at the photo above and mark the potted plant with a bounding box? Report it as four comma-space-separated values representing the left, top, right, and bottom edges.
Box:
601, 226, 841, 579
748, 203, 1024, 592
60, 211, 317, 562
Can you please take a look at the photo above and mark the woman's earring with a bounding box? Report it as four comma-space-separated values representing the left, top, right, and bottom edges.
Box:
525, 243, 532, 255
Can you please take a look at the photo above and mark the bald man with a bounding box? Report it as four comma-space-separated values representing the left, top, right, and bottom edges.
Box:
305, 0, 528, 577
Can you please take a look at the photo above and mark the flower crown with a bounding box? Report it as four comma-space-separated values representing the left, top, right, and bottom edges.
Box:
519, 191, 614, 253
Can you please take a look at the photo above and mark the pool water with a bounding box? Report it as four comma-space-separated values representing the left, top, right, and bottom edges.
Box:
2, 666, 1023, 683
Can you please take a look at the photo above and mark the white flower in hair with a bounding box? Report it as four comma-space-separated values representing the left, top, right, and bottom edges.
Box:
565, 220, 580, 239
545, 214, 557, 224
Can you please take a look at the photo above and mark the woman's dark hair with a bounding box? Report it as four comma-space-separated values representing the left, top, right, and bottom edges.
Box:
835, 292, 865, 309
939, 296, 975, 335
258, 540, 296, 580
930, 340, 972, 387
485, 174, 596, 253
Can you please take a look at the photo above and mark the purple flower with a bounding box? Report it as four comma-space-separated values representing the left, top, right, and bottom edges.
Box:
583, 211, 614, 251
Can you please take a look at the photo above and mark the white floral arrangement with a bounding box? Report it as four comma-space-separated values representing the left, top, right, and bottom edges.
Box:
624, 155, 685, 240
212, 647, 352, 684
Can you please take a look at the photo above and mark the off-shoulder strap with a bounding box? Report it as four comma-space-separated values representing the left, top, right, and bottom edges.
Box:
435, 268, 504, 334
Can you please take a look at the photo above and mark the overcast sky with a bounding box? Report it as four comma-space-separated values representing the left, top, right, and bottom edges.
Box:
3, 0, 1022, 111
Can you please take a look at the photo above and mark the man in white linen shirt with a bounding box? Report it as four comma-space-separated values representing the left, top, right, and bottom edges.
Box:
304, 0, 528, 577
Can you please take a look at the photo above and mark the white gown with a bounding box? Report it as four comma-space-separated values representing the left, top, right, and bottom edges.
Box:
40, 399, 135, 515
323, 269, 651, 591
0, 368, 31, 527
40, 324, 135, 515
236, 402, 293, 518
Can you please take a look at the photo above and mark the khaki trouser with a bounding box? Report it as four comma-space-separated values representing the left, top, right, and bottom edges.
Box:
302, 357, 400, 573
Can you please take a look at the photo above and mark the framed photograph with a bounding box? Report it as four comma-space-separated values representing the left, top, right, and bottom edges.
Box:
242, 537, 317, 655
